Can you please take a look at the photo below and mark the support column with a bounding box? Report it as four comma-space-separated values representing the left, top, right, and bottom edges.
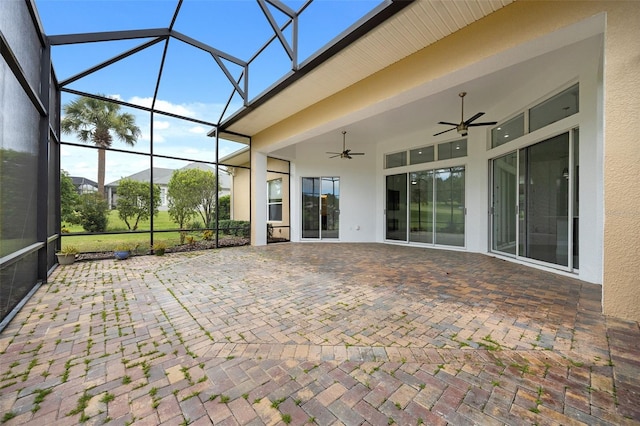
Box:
251, 151, 267, 245
602, 4, 640, 322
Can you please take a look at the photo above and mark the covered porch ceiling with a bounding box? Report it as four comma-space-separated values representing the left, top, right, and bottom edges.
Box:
225, 1, 603, 158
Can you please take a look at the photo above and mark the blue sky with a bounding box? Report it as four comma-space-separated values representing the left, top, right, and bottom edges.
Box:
34, 0, 382, 183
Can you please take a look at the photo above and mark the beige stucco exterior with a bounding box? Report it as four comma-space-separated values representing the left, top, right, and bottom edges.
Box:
243, 1, 640, 322
230, 166, 251, 222
232, 157, 291, 240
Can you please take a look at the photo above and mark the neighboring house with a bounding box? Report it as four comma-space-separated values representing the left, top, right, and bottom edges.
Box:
217, 2, 640, 323
105, 163, 231, 210
70, 177, 98, 195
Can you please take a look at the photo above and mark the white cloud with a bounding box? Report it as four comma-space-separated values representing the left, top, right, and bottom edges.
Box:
154, 121, 171, 130
188, 126, 207, 134
128, 96, 195, 117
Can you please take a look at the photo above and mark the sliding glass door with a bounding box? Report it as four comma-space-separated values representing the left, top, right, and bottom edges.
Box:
409, 171, 433, 243
435, 167, 465, 246
491, 152, 518, 255
386, 174, 407, 241
302, 177, 339, 239
490, 130, 578, 269
520, 133, 570, 265
386, 167, 465, 247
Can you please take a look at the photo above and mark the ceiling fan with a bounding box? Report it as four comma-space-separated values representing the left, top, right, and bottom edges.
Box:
434, 92, 497, 137
327, 131, 364, 159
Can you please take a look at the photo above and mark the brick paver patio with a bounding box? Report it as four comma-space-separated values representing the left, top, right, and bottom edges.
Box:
0, 243, 638, 425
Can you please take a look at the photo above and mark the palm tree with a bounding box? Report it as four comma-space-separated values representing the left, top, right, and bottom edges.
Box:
61, 96, 141, 196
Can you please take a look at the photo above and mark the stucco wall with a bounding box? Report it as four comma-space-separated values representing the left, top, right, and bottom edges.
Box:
231, 167, 251, 222
250, 1, 640, 322
600, 4, 640, 322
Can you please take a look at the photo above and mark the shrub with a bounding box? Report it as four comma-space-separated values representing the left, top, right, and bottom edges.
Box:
217, 220, 250, 236
114, 243, 133, 252
218, 220, 230, 234
59, 245, 79, 255
189, 220, 203, 230
218, 195, 231, 220
153, 241, 167, 250
202, 230, 213, 240
153, 241, 167, 256
78, 193, 108, 232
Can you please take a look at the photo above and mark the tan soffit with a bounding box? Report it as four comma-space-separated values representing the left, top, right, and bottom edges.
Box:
224, 0, 514, 137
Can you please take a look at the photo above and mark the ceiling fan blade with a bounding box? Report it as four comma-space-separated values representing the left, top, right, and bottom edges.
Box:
433, 127, 456, 136
467, 121, 498, 127
438, 121, 458, 126
349, 152, 365, 155
329, 154, 342, 158
326, 152, 342, 154
464, 112, 485, 125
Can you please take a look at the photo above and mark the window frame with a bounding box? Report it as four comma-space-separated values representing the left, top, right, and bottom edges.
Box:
267, 178, 283, 222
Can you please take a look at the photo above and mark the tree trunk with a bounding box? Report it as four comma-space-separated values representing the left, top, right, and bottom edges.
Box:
97, 147, 106, 198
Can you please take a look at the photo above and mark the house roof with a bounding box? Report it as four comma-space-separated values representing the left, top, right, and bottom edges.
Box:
219, 146, 250, 167
106, 163, 230, 189
106, 168, 174, 187
71, 176, 98, 187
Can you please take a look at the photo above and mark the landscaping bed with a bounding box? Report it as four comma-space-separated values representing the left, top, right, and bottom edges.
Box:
76, 236, 250, 261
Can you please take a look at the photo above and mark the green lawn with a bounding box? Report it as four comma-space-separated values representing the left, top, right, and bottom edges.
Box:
409, 202, 464, 232
61, 210, 205, 253
62, 210, 177, 233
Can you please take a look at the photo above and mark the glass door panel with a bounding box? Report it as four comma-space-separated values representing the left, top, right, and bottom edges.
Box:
519, 133, 569, 266
302, 177, 339, 239
435, 167, 465, 247
302, 177, 319, 239
321, 177, 339, 239
572, 128, 579, 269
491, 152, 517, 255
409, 171, 433, 243
386, 174, 407, 241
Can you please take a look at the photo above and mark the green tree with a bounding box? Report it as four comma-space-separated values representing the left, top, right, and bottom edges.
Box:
116, 178, 161, 230
77, 193, 109, 232
61, 96, 141, 196
167, 168, 220, 240
218, 195, 231, 221
189, 168, 219, 227
167, 170, 199, 243
60, 170, 80, 224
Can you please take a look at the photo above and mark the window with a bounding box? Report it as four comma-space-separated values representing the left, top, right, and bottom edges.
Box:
160, 187, 167, 206
437, 139, 467, 160
529, 84, 579, 132
267, 178, 282, 221
491, 113, 524, 148
385, 151, 407, 169
490, 84, 579, 148
410, 145, 434, 165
